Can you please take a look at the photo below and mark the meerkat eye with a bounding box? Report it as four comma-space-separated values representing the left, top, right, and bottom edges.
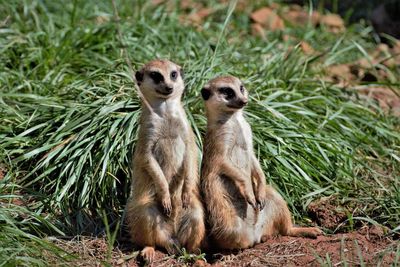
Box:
170, 70, 178, 81
240, 85, 245, 94
218, 87, 235, 99
149, 71, 164, 84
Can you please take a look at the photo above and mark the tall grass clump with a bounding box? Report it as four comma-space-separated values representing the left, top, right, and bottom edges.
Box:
0, 172, 70, 266
0, 0, 399, 238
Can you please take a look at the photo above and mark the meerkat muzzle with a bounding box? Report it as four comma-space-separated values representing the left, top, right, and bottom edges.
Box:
227, 99, 247, 109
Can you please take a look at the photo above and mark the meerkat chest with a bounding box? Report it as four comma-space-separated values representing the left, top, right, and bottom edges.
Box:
227, 117, 252, 171
152, 114, 188, 169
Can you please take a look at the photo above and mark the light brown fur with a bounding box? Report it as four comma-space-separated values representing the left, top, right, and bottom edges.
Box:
200, 75, 322, 250
125, 59, 205, 262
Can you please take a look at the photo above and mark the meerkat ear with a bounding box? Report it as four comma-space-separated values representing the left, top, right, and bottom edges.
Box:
201, 87, 211, 100
135, 70, 144, 85
179, 68, 184, 79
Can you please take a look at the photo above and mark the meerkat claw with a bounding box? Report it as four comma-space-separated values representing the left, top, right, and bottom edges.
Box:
162, 197, 172, 217
141, 246, 156, 263
245, 193, 257, 209
257, 198, 266, 210
182, 192, 190, 209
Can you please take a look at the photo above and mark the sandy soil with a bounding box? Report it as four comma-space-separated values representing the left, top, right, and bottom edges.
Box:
53, 225, 398, 267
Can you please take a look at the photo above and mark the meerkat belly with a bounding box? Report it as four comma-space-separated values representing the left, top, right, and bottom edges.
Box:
153, 136, 185, 178
226, 128, 260, 241
152, 115, 186, 171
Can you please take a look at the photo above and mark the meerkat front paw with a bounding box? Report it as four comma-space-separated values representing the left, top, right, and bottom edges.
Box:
238, 185, 257, 209
161, 194, 172, 217
255, 187, 267, 210
245, 192, 257, 210
181, 192, 191, 209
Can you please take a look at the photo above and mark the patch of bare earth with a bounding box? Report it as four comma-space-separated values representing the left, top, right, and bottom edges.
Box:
211, 229, 397, 266
53, 226, 398, 266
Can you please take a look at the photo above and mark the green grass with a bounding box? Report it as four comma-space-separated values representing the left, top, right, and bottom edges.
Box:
0, 174, 71, 266
0, 0, 399, 264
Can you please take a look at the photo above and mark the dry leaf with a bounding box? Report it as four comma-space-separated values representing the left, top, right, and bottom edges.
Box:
0, 166, 4, 180
359, 87, 400, 116
193, 259, 208, 267
269, 2, 280, 10
180, 0, 202, 10
250, 7, 284, 31
382, 57, 397, 68
189, 8, 213, 22
311, 11, 321, 25
320, 14, 345, 33
251, 23, 265, 38
151, 0, 165, 5
328, 64, 352, 80
95, 15, 109, 25
327, 64, 355, 86
283, 34, 296, 42
300, 41, 314, 55
289, 4, 302, 11
284, 10, 308, 26
392, 40, 400, 54
370, 43, 399, 68
283, 9, 320, 26
378, 43, 390, 53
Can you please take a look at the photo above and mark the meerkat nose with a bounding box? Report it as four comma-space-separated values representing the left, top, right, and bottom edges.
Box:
238, 100, 248, 106
165, 86, 173, 93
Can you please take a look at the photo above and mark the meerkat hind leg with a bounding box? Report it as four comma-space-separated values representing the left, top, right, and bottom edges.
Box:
287, 226, 323, 238
177, 202, 205, 252
263, 187, 323, 240
140, 240, 179, 263
129, 203, 180, 259
277, 208, 323, 239
141, 246, 155, 263
279, 202, 322, 238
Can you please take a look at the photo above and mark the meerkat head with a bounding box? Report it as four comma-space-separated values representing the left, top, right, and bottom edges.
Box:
201, 75, 248, 114
135, 59, 184, 100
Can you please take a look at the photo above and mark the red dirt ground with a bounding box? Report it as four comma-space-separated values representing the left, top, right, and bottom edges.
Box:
54, 225, 398, 266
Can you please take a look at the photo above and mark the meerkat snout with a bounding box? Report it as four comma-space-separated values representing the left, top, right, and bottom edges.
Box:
201, 75, 248, 112
135, 59, 184, 99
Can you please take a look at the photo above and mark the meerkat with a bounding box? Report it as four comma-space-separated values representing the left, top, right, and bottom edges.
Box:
200, 75, 322, 250
125, 59, 205, 262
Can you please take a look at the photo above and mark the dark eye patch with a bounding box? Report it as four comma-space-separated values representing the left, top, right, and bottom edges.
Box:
170, 70, 178, 81
149, 71, 164, 84
135, 71, 144, 84
218, 87, 235, 99
201, 88, 211, 100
